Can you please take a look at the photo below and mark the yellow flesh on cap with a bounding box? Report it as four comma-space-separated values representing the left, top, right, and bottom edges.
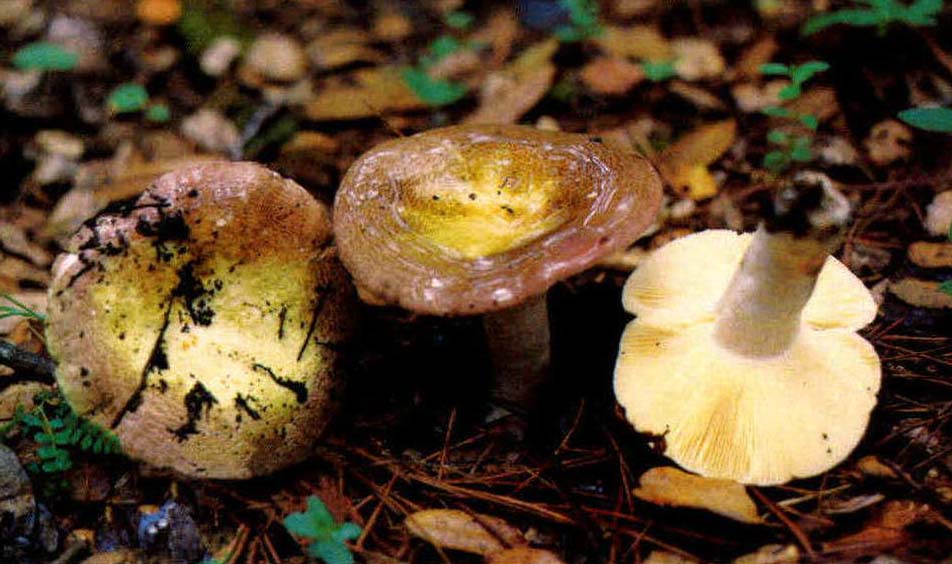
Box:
397, 143, 571, 260
614, 230, 881, 485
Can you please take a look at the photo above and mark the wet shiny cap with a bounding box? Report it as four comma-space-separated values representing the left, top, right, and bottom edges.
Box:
334, 125, 663, 315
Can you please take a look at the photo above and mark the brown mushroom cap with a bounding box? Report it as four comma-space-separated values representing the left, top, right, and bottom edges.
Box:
334, 125, 663, 315
46, 162, 355, 479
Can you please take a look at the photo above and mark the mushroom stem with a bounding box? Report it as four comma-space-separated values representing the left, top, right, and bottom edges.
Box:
713, 173, 851, 357
483, 294, 550, 409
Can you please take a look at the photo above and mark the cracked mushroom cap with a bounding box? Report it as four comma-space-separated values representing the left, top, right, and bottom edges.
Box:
46, 162, 355, 479
334, 124, 663, 315
614, 230, 880, 485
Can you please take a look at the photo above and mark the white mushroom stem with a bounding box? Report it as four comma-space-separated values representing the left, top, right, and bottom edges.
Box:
714, 172, 851, 357
483, 294, 550, 409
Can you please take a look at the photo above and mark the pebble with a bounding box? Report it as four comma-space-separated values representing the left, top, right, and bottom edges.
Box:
245, 33, 308, 82
864, 119, 912, 167
924, 191, 952, 237
200, 36, 241, 77
180, 109, 241, 154
0, 444, 35, 547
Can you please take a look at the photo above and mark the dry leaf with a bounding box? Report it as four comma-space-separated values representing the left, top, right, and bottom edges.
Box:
596, 25, 672, 61
924, 191, 952, 237
864, 120, 912, 167
672, 38, 725, 81
786, 87, 839, 123
733, 36, 779, 80
372, 10, 412, 42
405, 509, 525, 556
464, 40, 558, 125
307, 29, 385, 70
486, 547, 565, 564
136, 0, 181, 26
732, 544, 799, 564
644, 550, 699, 564
889, 278, 952, 309
824, 493, 886, 515
822, 500, 931, 557
580, 56, 644, 95
659, 119, 736, 200
633, 466, 761, 524
908, 241, 952, 268
857, 456, 899, 479
0, 382, 52, 421
669, 81, 725, 111
470, 8, 519, 67
304, 66, 428, 121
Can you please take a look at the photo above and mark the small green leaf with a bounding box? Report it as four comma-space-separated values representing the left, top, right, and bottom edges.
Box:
759, 62, 790, 76
37, 445, 60, 459
898, 107, 952, 133
401, 67, 467, 106
445, 11, 475, 29
762, 106, 793, 119
790, 137, 814, 161
332, 522, 362, 543
13, 42, 78, 71
764, 150, 790, 173
427, 35, 463, 61
777, 84, 801, 101
309, 540, 354, 564
767, 130, 790, 145
939, 280, 952, 297
799, 114, 820, 130
108, 83, 150, 114
146, 104, 171, 122
790, 61, 830, 84
642, 60, 677, 82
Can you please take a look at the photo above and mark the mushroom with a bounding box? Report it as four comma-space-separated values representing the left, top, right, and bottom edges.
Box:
46, 162, 355, 479
334, 124, 662, 408
614, 174, 881, 485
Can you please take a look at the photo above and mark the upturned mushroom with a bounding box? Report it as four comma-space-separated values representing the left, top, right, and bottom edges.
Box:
334, 124, 662, 408
614, 173, 881, 485
46, 162, 355, 479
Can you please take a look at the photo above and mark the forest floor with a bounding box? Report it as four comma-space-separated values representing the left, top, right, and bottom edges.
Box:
1, 1, 952, 563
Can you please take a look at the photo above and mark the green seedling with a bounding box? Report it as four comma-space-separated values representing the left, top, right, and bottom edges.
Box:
802, 0, 943, 36
1, 389, 121, 476
642, 60, 678, 82
445, 10, 475, 30
759, 61, 829, 174
555, 0, 603, 42
898, 106, 952, 133
107, 83, 170, 122
284, 496, 362, 564
1, 293, 46, 323
13, 42, 78, 72
402, 34, 470, 106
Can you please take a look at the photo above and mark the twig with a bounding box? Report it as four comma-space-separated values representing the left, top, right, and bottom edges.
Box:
751, 487, 817, 560
0, 340, 55, 382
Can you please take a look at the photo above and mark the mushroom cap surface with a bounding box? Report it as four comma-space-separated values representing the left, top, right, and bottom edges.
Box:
47, 162, 355, 479
614, 230, 880, 485
334, 124, 663, 315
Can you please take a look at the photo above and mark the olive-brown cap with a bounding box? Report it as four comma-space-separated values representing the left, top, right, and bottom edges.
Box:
333, 124, 663, 315
46, 162, 355, 479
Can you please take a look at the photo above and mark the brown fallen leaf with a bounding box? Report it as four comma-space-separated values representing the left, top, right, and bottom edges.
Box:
733, 36, 779, 80
644, 550, 699, 564
136, 0, 181, 26
486, 547, 565, 564
580, 56, 644, 95
732, 544, 799, 564
464, 40, 558, 125
0, 382, 52, 421
595, 25, 672, 62
405, 509, 526, 556
856, 455, 899, 479
372, 10, 412, 42
633, 466, 762, 524
304, 66, 428, 121
306, 29, 385, 70
908, 241, 952, 268
889, 278, 952, 309
672, 38, 725, 81
786, 87, 839, 123
822, 500, 931, 557
659, 119, 736, 200
669, 81, 725, 111
470, 8, 519, 67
